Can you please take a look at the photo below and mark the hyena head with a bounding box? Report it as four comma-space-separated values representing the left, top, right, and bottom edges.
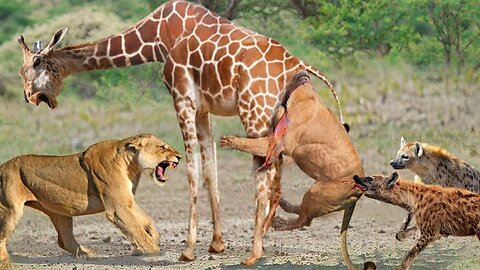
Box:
390, 137, 424, 170
353, 172, 399, 200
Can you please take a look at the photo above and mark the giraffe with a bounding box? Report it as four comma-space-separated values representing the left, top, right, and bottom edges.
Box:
17, 0, 352, 267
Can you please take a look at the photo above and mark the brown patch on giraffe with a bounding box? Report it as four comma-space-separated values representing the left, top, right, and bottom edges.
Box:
202, 13, 218, 25
217, 56, 233, 85
188, 37, 200, 52
138, 20, 158, 42
87, 58, 97, 68
218, 36, 230, 46
167, 14, 183, 39
242, 48, 263, 67
209, 34, 221, 43
124, 32, 142, 54
98, 58, 110, 69
129, 54, 144, 65
214, 47, 228, 61
230, 29, 247, 40
265, 95, 277, 108
190, 51, 202, 68
162, 4, 173, 18
175, 1, 187, 15
266, 45, 286, 61
251, 61, 268, 78
109, 36, 123, 57
141, 45, 154, 61
221, 87, 234, 100
112, 55, 127, 67
228, 42, 240, 55
200, 42, 215, 61
195, 24, 211, 41
201, 63, 222, 95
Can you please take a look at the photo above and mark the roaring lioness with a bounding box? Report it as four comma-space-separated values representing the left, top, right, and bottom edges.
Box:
0, 134, 181, 265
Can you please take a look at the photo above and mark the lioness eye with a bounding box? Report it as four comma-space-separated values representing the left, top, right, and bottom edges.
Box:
33, 57, 41, 68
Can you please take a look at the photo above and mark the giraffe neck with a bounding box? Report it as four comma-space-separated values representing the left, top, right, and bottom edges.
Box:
52, 2, 186, 75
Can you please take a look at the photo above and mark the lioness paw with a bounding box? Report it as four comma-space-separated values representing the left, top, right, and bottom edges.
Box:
220, 136, 237, 149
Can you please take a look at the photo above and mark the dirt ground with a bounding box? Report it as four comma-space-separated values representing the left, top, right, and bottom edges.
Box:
6, 152, 480, 270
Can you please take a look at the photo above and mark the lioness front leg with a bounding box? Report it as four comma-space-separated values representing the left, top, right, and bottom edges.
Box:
220, 136, 269, 157
103, 196, 160, 255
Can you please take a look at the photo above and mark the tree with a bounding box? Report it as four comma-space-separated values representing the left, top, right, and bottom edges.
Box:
304, 0, 417, 58
419, 0, 479, 67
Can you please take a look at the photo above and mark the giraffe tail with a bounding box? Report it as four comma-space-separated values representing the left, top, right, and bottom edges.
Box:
304, 64, 347, 128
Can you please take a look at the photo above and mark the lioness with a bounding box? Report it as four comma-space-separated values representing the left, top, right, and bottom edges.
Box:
221, 70, 364, 270
0, 134, 181, 265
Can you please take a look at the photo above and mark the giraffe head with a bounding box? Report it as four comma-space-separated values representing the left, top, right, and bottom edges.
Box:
18, 27, 69, 109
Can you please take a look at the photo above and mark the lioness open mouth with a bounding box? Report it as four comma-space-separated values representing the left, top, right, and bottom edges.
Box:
155, 161, 178, 183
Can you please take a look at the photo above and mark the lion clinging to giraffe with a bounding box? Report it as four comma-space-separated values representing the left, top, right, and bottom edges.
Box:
17, 0, 351, 267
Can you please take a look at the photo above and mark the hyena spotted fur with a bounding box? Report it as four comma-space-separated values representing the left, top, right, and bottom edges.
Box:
353, 172, 480, 270
390, 137, 480, 240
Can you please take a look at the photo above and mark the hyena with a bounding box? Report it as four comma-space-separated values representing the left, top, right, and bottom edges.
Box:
353, 172, 480, 270
390, 137, 480, 240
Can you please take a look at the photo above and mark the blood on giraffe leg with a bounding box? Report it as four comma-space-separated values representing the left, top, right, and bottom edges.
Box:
263, 158, 283, 235
196, 115, 225, 254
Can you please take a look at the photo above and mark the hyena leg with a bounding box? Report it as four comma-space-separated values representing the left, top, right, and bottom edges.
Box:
398, 233, 437, 270
396, 211, 417, 241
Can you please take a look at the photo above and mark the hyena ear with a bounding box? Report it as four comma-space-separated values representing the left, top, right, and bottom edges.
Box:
400, 136, 406, 148
415, 142, 423, 157
386, 172, 399, 190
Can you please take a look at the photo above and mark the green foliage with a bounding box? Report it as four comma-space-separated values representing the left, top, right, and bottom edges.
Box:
305, 0, 418, 58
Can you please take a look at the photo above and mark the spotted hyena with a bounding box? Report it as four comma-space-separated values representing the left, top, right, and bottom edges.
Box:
390, 137, 480, 240
353, 172, 480, 270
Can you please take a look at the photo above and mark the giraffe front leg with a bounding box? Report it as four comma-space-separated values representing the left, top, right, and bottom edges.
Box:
172, 97, 201, 262
196, 115, 225, 254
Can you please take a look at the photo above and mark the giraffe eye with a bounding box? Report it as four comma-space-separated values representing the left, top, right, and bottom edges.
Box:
32, 57, 41, 68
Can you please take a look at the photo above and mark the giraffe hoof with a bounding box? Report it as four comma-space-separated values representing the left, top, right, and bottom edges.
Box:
208, 240, 225, 254
179, 248, 195, 262
241, 255, 259, 266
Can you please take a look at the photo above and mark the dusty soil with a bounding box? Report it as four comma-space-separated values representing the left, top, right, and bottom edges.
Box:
6, 153, 480, 270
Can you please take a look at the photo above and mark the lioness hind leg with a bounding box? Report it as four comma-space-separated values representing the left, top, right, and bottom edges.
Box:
48, 214, 93, 258
0, 203, 24, 265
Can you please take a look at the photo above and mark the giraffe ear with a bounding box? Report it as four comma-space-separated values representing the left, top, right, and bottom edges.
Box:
44, 27, 69, 52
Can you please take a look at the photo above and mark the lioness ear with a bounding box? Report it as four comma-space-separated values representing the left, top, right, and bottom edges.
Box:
386, 172, 399, 190
126, 136, 148, 150
400, 137, 406, 148
415, 142, 423, 157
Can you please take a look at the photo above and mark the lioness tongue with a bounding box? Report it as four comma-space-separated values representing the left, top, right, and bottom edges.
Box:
156, 166, 164, 179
